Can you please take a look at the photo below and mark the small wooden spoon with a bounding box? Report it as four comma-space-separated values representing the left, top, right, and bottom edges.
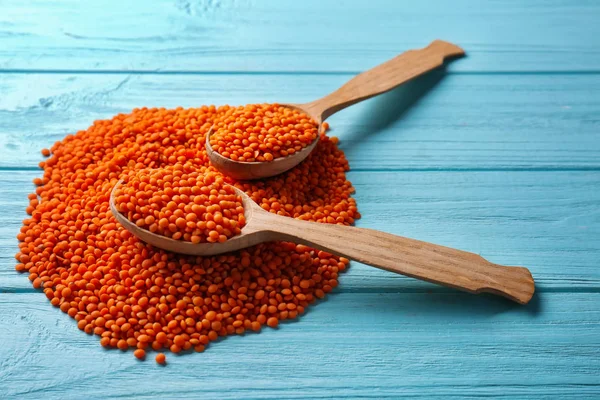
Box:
110, 181, 535, 304
206, 39, 465, 180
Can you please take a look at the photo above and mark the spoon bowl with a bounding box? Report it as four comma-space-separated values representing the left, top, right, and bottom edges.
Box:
110, 178, 535, 304
206, 40, 465, 180
205, 125, 319, 181
110, 180, 267, 256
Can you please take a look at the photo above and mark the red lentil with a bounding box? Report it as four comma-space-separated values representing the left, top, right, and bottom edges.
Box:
209, 103, 318, 162
114, 168, 245, 243
134, 348, 146, 360
15, 105, 359, 361
155, 353, 166, 365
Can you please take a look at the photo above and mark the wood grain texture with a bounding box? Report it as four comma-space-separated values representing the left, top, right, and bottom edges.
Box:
1, 1, 600, 397
255, 213, 534, 304
204, 41, 465, 180
111, 182, 534, 303
1, 292, 599, 399
1, 0, 600, 72
3, 170, 598, 292
298, 40, 464, 122
1, 72, 599, 170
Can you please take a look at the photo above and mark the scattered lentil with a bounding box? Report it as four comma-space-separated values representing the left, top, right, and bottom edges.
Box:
210, 104, 319, 162
16, 105, 359, 361
155, 353, 166, 365
134, 348, 146, 360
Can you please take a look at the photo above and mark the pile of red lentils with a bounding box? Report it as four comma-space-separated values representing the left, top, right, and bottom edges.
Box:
209, 103, 319, 162
15, 105, 359, 364
114, 167, 246, 243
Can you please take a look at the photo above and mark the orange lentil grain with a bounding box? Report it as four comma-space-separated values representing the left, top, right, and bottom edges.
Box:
209, 104, 319, 162
156, 353, 166, 365
114, 168, 245, 243
134, 348, 146, 360
15, 105, 359, 360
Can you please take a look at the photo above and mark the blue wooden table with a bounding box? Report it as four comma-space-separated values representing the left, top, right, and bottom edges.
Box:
1, 1, 599, 398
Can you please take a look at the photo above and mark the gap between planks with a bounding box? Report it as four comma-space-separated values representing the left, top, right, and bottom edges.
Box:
2, 69, 600, 76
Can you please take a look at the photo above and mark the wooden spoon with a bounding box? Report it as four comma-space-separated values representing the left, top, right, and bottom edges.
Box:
206, 39, 465, 180
110, 181, 535, 304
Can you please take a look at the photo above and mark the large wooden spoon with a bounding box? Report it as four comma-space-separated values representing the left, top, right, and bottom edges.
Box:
110, 181, 535, 304
206, 40, 465, 180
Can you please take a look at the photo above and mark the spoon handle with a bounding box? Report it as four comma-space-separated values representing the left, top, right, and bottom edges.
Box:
300, 40, 464, 122
264, 217, 534, 304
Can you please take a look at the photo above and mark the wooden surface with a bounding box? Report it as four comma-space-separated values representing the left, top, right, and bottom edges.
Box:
1, 1, 599, 398
246, 196, 534, 304
204, 40, 465, 180
112, 182, 535, 303
299, 40, 465, 122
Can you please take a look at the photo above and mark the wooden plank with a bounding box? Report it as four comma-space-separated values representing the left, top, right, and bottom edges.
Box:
2, 170, 599, 291
1, 72, 599, 170
1, 0, 600, 72
1, 291, 599, 399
